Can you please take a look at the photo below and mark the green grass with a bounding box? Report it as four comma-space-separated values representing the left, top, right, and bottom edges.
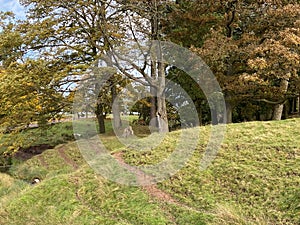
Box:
1, 122, 74, 148
0, 117, 119, 152
1, 167, 172, 225
0, 118, 299, 224
121, 119, 300, 224
0, 118, 118, 171
0, 173, 29, 208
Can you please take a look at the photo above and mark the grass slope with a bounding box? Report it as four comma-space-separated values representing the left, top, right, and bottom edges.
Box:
0, 119, 299, 224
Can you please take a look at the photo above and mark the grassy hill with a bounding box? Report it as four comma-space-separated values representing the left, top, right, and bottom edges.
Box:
0, 119, 299, 224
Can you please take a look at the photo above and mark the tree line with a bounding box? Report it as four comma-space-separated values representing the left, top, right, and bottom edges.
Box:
0, 0, 299, 135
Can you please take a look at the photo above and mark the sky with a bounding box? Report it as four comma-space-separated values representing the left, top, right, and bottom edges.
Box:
0, 0, 26, 19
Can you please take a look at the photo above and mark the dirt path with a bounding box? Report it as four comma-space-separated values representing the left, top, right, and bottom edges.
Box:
54, 143, 201, 218
113, 152, 179, 224
113, 152, 203, 215
57, 147, 79, 170
113, 152, 178, 204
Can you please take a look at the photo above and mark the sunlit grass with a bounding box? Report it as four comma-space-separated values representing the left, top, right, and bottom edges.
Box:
0, 118, 299, 224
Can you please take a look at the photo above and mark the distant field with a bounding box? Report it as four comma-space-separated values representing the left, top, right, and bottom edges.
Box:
0, 118, 299, 224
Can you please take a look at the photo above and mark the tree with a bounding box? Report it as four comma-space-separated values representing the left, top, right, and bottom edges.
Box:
0, 12, 71, 131
190, 1, 300, 122
21, 0, 192, 133
0, 60, 70, 130
246, 3, 300, 120
162, 1, 300, 123
106, 0, 176, 132
20, 0, 126, 131
161, 0, 229, 124
166, 68, 208, 125
0, 12, 24, 68
161, 0, 223, 48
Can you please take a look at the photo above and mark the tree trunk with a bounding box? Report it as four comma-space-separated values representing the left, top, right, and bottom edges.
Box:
94, 76, 106, 134
150, 61, 157, 128
157, 61, 169, 133
211, 109, 218, 125
226, 101, 233, 124
197, 105, 203, 126
297, 96, 300, 115
150, 10, 158, 129
283, 104, 288, 119
111, 83, 122, 129
156, 97, 168, 133
273, 104, 284, 120
85, 106, 88, 118
292, 98, 297, 113
272, 78, 289, 120
96, 103, 105, 134
97, 115, 105, 134
150, 93, 157, 127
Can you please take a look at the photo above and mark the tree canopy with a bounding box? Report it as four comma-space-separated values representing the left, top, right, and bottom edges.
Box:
0, 0, 299, 138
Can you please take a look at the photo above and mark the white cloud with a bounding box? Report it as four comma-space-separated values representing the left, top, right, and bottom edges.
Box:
0, 0, 26, 19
